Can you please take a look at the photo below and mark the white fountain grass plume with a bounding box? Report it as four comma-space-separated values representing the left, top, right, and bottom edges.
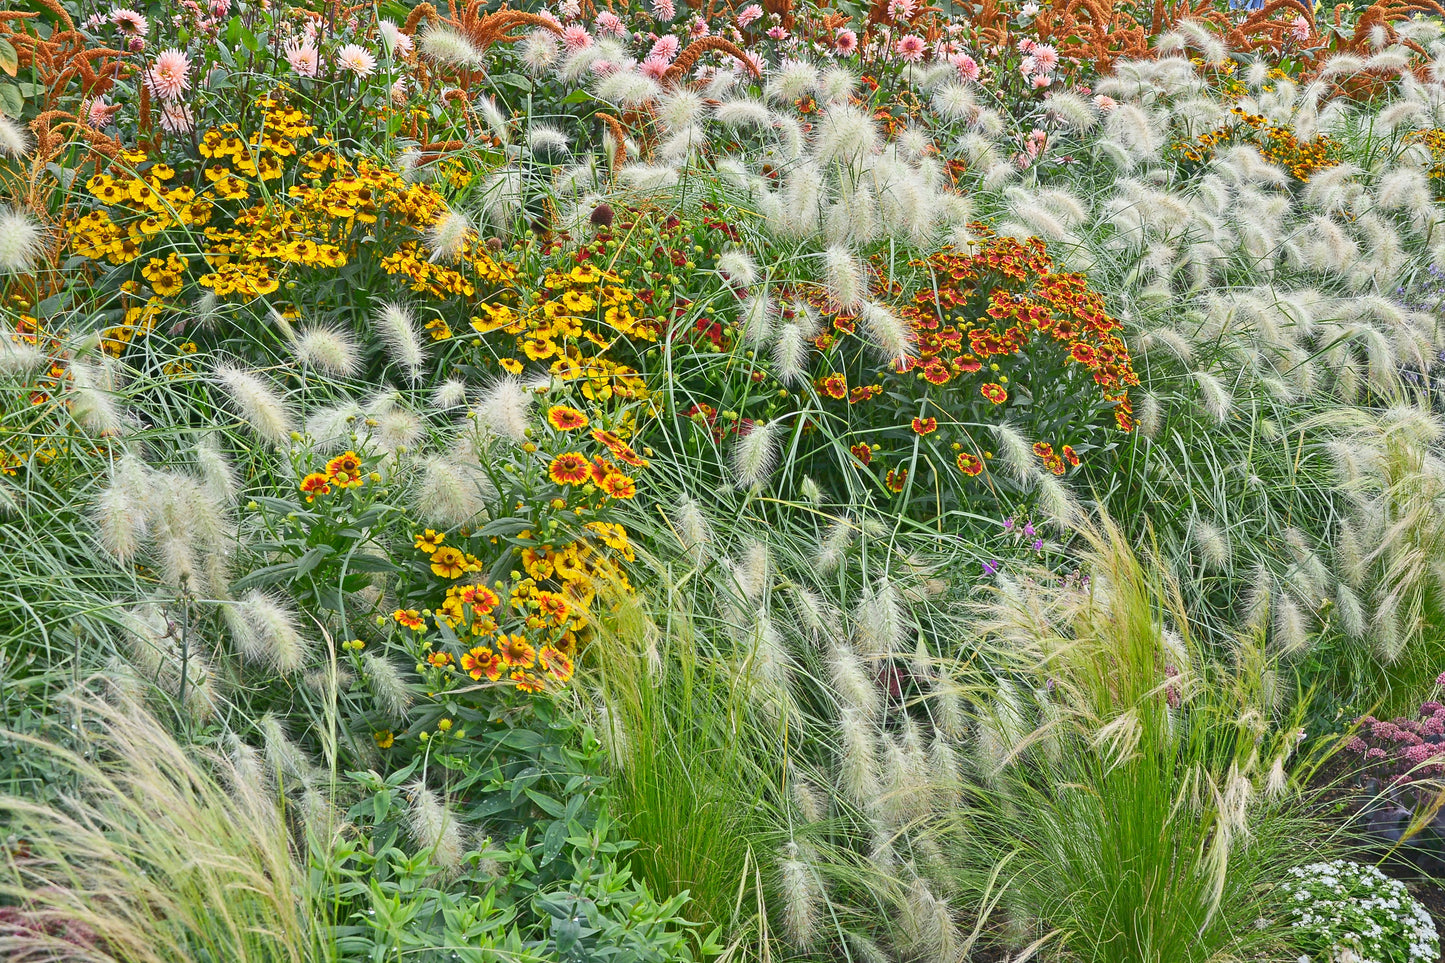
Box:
822, 245, 864, 313
233, 589, 307, 673
420, 25, 484, 68
0, 207, 44, 274
289, 324, 360, 377
731, 419, 784, 490
0, 114, 30, 157
363, 652, 413, 718
411, 454, 494, 528
470, 376, 533, 444
405, 780, 467, 873
372, 301, 426, 380
776, 841, 825, 952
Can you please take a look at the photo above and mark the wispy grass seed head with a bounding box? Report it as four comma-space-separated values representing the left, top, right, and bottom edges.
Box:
0, 208, 45, 274
215, 364, 294, 445
731, 420, 783, 490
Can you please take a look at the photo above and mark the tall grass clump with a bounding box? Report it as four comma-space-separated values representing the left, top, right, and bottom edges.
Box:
589, 573, 784, 936
0, 692, 329, 963
948, 519, 1330, 961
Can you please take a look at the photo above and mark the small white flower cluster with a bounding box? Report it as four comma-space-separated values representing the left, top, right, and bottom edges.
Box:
1282, 860, 1438, 963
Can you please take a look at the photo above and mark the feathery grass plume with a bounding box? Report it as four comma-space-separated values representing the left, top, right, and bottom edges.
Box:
304, 400, 362, 450
782, 162, 826, 236
1190, 371, 1232, 424
194, 436, 239, 506
618, 164, 678, 192
713, 97, 771, 128
1043, 91, 1098, 130
790, 774, 824, 823
372, 301, 426, 380
432, 379, 468, 410
526, 123, 569, 158
776, 841, 824, 951
363, 653, 413, 718
420, 25, 483, 67
426, 205, 473, 263
1103, 103, 1162, 161
857, 301, 916, 365
214, 364, 293, 445
0, 207, 44, 274
656, 89, 705, 130
825, 181, 878, 245
731, 419, 782, 490
595, 68, 661, 108
220, 601, 262, 667
1139, 326, 1194, 363
902, 874, 960, 963
1244, 564, 1272, 633
837, 704, 879, 806
412, 455, 493, 527
992, 421, 1040, 482
0, 327, 43, 376
767, 58, 820, 104
827, 642, 881, 718
772, 320, 812, 386
932, 82, 975, 121
822, 245, 864, 312
740, 291, 774, 347
1135, 391, 1164, 438
816, 65, 856, 103
150, 471, 229, 597
854, 578, 906, 657
657, 126, 703, 164
816, 516, 853, 574
95, 453, 153, 562
405, 780, 466, 873
671, 495, 712, 564
0, 695, 320, 961
67, 362, 125, 436
1271, 592, 1309, 656
225, 732, 270, 805
366, 407, 424, 455
1335, 517, 1367, 589
788, 584, 836, 640
799, 475, 824, 504
289, 324, 359, 377
880, 719, 931, 827
714, 247, 759, 289
741, 615, 796, 723
1192, 516, 1231, 571
259, 712, 311, 785
1035, 473, 1080, 528
264, 305, 296, 343
1334, 583, 1366, 638
731, 540, 771, 601
929, 733, 963, 810
518, 27, 558, 72
117, 604, 174, 682
236, 590, 306, 673
0, 115, 29, 157
814, 102, 877, 168
471, 376, 533, 443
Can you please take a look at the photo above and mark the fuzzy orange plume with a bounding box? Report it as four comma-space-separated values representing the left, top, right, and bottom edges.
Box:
662, 36, 760, 85
404, 2, 439, 34
595, 112, 629, 174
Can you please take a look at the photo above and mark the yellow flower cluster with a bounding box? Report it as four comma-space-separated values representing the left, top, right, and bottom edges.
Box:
471, 263, 652, 406
401, 524, 633, 694
65, 97, 519, 354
